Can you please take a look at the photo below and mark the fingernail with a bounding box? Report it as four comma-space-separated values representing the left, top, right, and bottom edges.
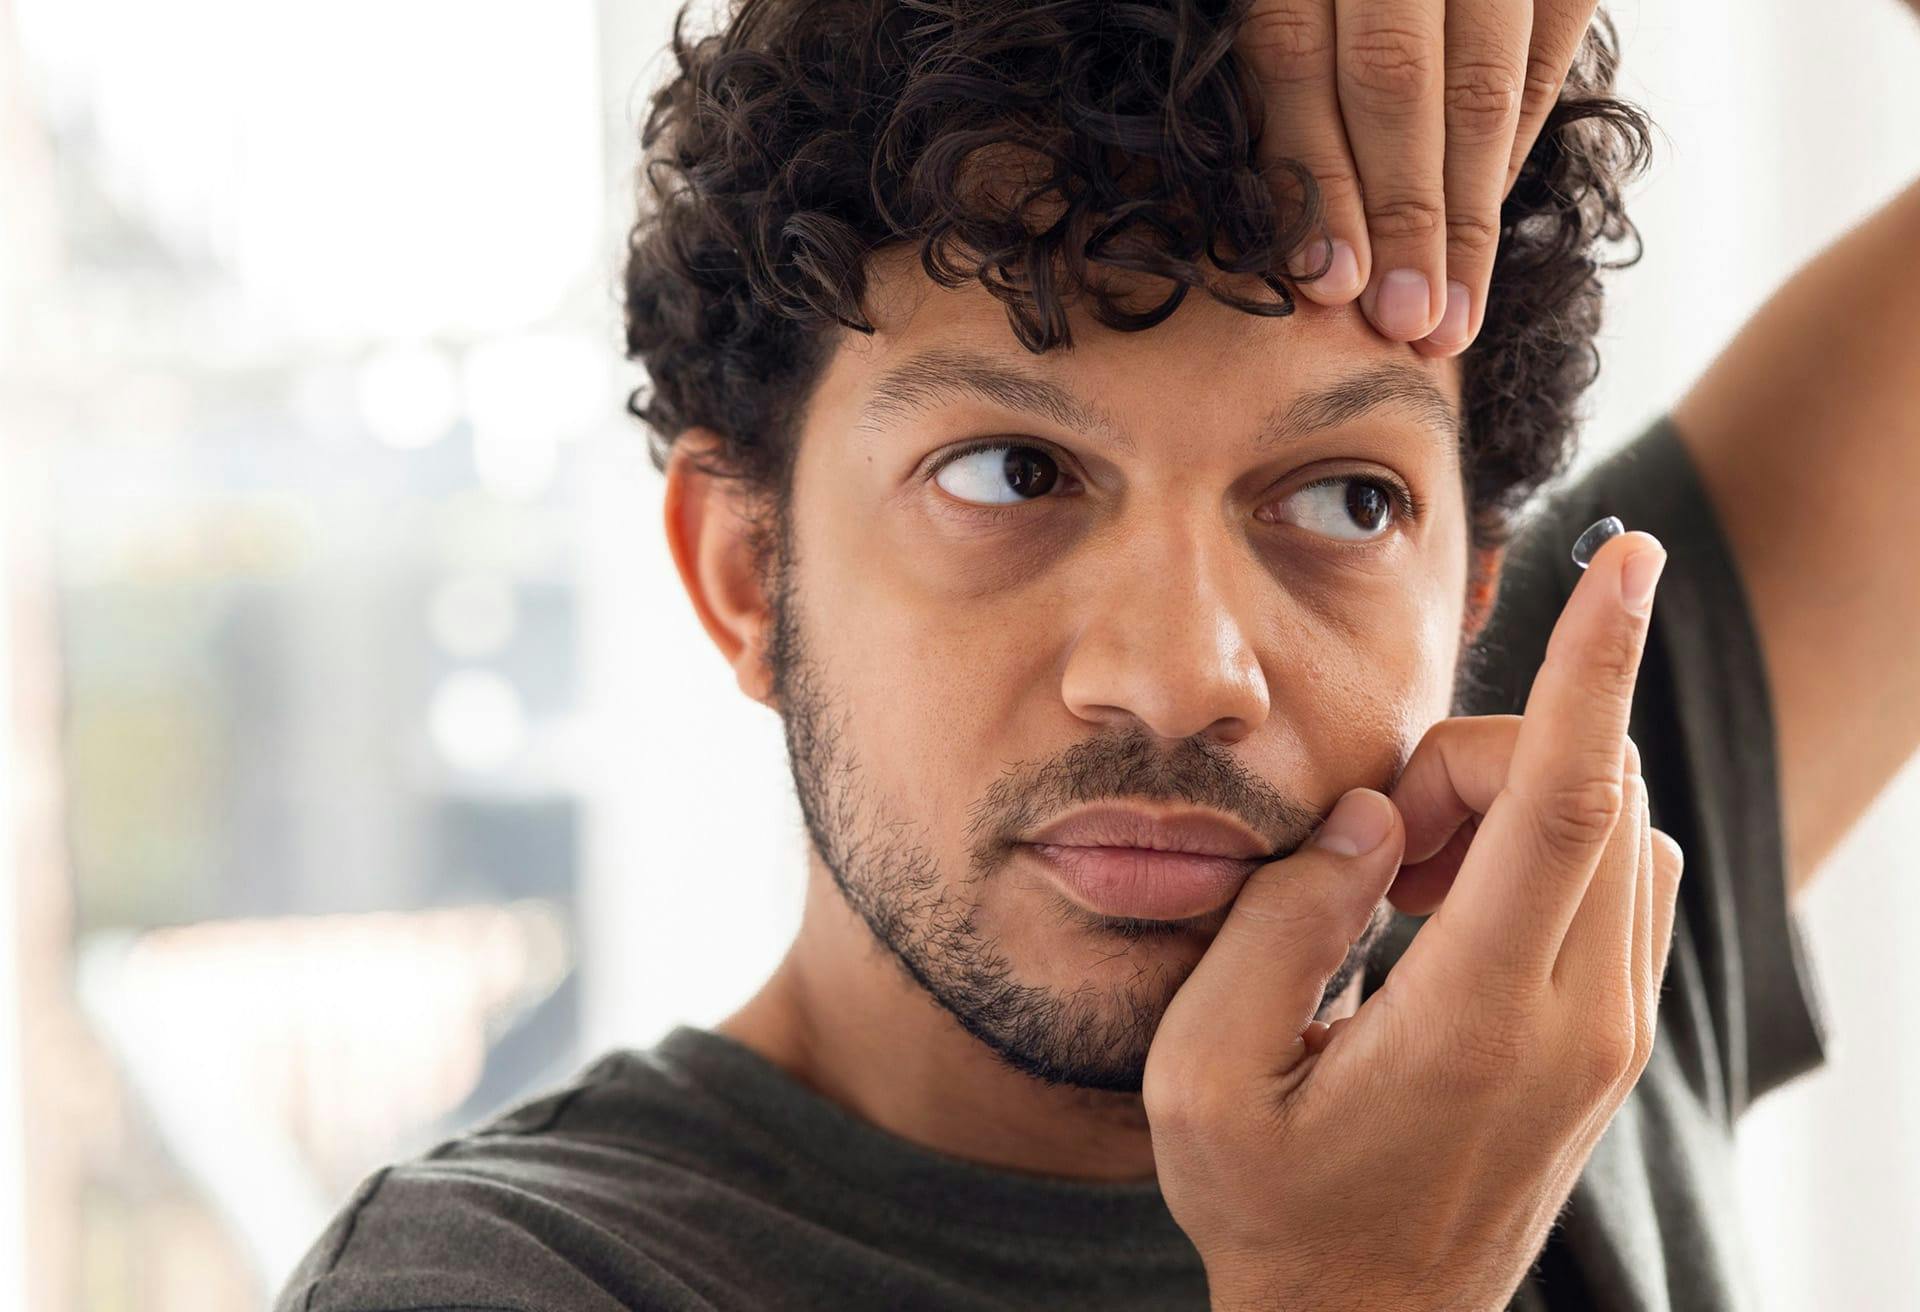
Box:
1426, 279, 1471, 349
1371, 269, 1431, 339
1285, 235, 1331, 280
1322, 239, 1360, 297
1287, 238, 1361, 299
1312, 789, 1394, 857
1620, 543, 1666, 614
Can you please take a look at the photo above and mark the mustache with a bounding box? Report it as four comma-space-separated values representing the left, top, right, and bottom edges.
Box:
967, 724, 1370, 876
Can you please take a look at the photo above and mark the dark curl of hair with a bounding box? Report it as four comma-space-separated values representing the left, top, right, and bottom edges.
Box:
623, 0, 1655, 576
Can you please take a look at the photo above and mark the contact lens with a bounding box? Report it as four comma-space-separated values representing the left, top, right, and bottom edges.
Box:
1571, 516, 1624, 570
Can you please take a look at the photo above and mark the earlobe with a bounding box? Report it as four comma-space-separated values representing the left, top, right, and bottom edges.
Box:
662, 429, 778, 708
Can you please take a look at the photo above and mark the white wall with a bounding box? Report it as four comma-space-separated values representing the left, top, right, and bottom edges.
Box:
0, 484, 30, 1312
580, 1, 1920, 1304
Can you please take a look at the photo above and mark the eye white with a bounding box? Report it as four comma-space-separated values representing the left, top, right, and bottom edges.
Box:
932, 444, 1047, 506
1274, 479, 1394, 541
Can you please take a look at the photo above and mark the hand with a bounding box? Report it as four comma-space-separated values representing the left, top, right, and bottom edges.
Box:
1236, 0, 1600, 356
1143, 529, 1680, 1312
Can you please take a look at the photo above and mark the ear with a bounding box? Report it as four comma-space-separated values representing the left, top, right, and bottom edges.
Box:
663, 429, 778, 709
1461, 542, 1507, 645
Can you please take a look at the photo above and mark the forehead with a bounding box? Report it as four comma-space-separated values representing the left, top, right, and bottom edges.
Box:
813, 245, 1466, 460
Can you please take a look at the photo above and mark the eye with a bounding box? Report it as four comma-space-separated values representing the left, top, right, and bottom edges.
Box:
1267, 475, 1409, 541
930, 442, 1068, 507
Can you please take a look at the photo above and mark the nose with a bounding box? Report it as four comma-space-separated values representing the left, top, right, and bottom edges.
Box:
1059, 514, 1272, 744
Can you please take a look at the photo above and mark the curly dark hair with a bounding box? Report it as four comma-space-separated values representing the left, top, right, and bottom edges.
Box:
623, 0, 1654, 581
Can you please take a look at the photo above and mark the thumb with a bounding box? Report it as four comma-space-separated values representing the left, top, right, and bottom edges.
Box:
1156, 789, 1404, 1084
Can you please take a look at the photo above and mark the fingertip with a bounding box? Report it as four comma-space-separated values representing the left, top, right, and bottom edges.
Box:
1618, 538, 1666, 616
1323, 238, 1362, 298
1423, 279, 1472, 351
1289, 237, 1364, 303
1361, 267, 1439, 341
1410, 332, 1470, 361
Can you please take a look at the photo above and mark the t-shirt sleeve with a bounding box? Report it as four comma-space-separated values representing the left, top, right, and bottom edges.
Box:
1452, 412, 1830, 1120
274, 1160, 720, 1312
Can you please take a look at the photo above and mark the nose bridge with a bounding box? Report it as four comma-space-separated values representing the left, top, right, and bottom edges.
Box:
1059, 503, 1271, 743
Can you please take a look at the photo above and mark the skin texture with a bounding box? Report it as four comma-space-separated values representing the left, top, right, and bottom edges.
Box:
1241, 0, 1600, 354
667, 247, 1489, 1181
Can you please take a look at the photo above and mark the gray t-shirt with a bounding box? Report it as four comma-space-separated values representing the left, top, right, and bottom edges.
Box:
276, 414, 1829, 1312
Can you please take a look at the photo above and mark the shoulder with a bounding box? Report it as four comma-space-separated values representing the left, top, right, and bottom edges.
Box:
274, 1052, 725, 1312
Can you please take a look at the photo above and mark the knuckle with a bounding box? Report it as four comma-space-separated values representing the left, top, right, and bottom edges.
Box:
1534, 773, 1625, 855
1283, 151, 1360, 201
1443, 208, 1502, 255
1344, 27, 1439, 102
1234, 869, 1324, 931
1651, 827, 1684, 873
1364, 196, 1446, 245
1141, 1052, 1213, 1129
1444, 61, 1524, 140
1520, 56, 1566, 116
1622, 733, 1643, 778
1243, 8, 1333, 73
1592, 617, 1645, 691
1574, 1021, 1637, 1091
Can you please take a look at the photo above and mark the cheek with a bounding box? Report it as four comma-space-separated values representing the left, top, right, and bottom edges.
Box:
798, 511, 1049, 813
1265, 561, 1464, 793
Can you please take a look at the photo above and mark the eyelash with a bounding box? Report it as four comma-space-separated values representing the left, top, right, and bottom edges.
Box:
923, 440, 1425, 528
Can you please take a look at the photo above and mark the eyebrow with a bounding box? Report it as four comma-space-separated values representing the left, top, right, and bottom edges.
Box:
854, 349, 1462, 457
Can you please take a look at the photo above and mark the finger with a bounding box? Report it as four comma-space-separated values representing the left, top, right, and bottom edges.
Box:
1503, 0, 1600, 197
1649, 828, 1684, 987
1334, 0, 1448, 341
1554, 772, 1644, 1001
1300, 1018, 1333, 1056
1388, 715, 1522, 865
1409, 0, 1532, 359
1387, 815, 1475, 917
1409, 529, 1665, 988
1241, 0, 1369, 304
1383, 717, 1638, 916
1157, 788, 1404, 1083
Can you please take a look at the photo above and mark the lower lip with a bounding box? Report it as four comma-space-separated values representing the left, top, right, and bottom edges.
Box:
1022, 843, 1261, 921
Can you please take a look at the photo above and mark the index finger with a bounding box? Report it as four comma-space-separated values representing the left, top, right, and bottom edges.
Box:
1416, 525, 1666, 984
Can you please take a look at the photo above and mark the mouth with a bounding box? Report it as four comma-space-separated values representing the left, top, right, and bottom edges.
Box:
1020, 842, 1263, 922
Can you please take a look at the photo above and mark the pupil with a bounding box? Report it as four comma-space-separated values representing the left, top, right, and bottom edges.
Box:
1346, 481, 1389, 530
1004, 448, 1058, 499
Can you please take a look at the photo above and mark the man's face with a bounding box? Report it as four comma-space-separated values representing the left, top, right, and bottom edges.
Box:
760, 249, 1470, 1094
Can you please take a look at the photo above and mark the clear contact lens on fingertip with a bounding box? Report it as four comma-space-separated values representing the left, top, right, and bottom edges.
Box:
1571, 516, 1624, 571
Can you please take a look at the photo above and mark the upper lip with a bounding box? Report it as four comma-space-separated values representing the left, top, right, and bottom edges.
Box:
1023, 805, 1271, 859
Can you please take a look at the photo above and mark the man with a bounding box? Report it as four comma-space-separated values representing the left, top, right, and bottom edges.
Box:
278, 0, 1919, 1308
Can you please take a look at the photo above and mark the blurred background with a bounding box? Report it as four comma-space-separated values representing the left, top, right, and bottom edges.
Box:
1, 0, 1916, 1307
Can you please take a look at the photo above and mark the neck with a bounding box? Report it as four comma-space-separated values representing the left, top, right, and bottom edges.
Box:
716, 857, 1362, 1183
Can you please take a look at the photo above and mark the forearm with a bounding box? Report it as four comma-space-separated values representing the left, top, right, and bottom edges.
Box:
1670, 170, 1920, 892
